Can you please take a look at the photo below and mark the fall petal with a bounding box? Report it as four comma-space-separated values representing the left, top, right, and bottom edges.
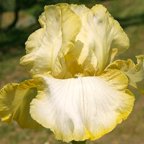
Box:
0, 80, 42, 129
30, 70, 134, 142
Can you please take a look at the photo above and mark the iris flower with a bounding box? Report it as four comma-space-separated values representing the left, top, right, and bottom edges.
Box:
0, 3, 144, 143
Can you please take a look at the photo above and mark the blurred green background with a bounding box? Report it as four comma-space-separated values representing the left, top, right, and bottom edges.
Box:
0, 0, 144, 144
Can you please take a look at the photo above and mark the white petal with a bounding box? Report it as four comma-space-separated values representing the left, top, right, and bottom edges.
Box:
30, 70, 134, 142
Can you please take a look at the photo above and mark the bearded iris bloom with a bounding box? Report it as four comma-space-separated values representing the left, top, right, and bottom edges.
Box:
0, 3, 144, 143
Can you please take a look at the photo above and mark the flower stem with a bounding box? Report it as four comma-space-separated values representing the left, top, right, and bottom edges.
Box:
71, 141, 86, 144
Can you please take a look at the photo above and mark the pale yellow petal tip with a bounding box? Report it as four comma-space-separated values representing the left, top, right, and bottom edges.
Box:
92, 4, 107, 12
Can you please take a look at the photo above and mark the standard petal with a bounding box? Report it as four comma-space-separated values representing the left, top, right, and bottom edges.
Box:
107, 55, 144, 88
30, 70, 134, 142
20, 4, 81, 78
0, 79, 42, 129
71, 4, 129, 74
20, 4, 129, 78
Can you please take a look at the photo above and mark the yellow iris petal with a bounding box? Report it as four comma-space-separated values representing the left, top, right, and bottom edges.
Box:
0, 79, 42, 129
20, 3, 81, 78
107, 55, 144, 88
71, 4, 129, 74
